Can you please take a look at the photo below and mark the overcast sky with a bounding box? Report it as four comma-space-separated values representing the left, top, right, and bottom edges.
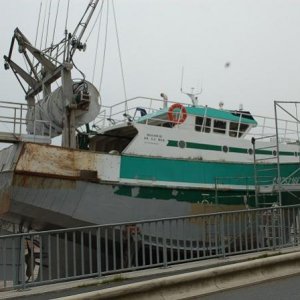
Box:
2, 0, 300, 118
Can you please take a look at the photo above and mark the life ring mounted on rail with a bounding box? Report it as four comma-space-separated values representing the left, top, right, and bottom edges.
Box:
167, 103, 187, 124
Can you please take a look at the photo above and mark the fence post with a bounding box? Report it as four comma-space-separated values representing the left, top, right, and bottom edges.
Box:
220, 214, 226, 258
162, 220, 168, 268
97, 227, 101, 278
20, 235, 25, 289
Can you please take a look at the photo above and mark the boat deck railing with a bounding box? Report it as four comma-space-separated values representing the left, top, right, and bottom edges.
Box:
93, 97, 300, 145
247, 113, 300, 144
1, 204, 300, 291
0, 100, 51, 144
92, 96, 192, 129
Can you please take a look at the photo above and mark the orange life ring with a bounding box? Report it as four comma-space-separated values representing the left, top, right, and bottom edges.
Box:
167, 103, 187, 124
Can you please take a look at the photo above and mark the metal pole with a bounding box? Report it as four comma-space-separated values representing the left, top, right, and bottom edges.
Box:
274, 101, 282, 206
252, 137, 259, 207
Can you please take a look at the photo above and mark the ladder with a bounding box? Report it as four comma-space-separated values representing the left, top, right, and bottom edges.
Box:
252, 135, 279, 207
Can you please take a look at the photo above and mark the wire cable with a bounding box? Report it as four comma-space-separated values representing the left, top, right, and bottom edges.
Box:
85, 0, 104, 43
112, 0, 127, 101
51, 0, 61, 47
34, 2, 43, 48
65, 0, 70, 31
92, 1, 104, 83
98, 0, 109, 91
44, 0, 52, 48
39, 0, 48, 50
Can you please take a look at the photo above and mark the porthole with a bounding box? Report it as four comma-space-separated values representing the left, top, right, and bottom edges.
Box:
223, 145, 228, 153
178, 140, 186, 149
248, 148, 253, 155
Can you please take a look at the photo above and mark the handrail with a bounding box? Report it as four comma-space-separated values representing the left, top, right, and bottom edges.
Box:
1, 204, 300, 290
92, 97, 300, 144
0, 100, 51, 142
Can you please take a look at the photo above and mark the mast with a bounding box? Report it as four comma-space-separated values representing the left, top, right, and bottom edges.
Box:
3, 0, 100, 148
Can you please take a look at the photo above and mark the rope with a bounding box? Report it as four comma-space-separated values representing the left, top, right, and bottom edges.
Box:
65, 0, 70, 31
39, 1, 48, 49
85, 0, 104, 43
92, 1, 105, 83
112, 0, 127, 101
34, 2, 43, 47
44, 0, 52, 48
51, 0, 61, 47
99, 0, 109, 91
295, 103, 299, 146
31, 2, 42, 80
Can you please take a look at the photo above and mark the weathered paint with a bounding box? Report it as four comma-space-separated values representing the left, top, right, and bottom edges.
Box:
16, 143, 120, 182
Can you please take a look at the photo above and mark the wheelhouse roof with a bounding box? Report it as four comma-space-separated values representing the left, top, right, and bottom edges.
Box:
137, 105, 257, 125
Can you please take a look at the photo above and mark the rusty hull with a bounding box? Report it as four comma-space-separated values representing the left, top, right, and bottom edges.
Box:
0, 142, 118, 230
16, 143, 98, 179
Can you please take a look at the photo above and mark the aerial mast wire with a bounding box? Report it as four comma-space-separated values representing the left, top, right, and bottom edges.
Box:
85, 0, 104, 44
34, 2, 43, 47
39, 1, 48, 50
44, 0, 52, 49
112, 0, 127, 102
99, 0, 109, 91
65, 0, 70, 32
51, 0, 61, 48
30, 1, 42, 89
92, 1, 105, 83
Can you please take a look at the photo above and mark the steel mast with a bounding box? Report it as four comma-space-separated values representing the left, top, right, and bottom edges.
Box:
4, 0, 100, 148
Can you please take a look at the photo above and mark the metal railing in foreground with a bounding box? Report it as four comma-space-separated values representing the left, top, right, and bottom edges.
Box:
1, 204, 300, 290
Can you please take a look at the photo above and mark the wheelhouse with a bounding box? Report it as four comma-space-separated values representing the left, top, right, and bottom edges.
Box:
137, 105, 257, 138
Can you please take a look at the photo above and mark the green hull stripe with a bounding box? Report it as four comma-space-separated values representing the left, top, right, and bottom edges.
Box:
167, 140, 296, 156
120, 155, 300, 186
114, 184, 299, 207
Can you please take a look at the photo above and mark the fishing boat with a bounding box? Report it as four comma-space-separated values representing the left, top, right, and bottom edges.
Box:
1, 0, 300, 233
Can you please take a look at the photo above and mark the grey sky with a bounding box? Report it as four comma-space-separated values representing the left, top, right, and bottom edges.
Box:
1, 0, 300, 118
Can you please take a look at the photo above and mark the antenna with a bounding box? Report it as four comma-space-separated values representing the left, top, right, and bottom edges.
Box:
180, 66, 203, 106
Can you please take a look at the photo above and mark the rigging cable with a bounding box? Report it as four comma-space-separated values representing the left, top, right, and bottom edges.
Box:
44, 0, 52, 49
30, 1, 42, 83
92, 1, 105, 83
39, 0, 48, 50
34, 2, 43, 47
51, 0, 61, 49
65, 0, 71, 31
296, 103, 299, 139
112, 0, 127, 102
85, 0, 104, 43
99, 0, 109, 91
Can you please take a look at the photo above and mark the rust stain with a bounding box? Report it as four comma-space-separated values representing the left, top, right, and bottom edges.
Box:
16, 143, 97, 178
13, 174, 76, 189
190, 203, 245, 225
0, 190, 11, 214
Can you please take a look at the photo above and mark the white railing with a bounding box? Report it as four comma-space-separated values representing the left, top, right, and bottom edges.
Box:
92, 97, 300, 145
92, 96, 192, 130
0, 100, 52, 143
246, 113, 300, 144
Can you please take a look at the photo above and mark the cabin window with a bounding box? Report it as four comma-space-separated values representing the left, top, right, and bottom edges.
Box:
229, 123, 238, 137
195, 117, 211, 133
229, 122, 249, 137
213, 120, 226, 134
239, 124, 249, 136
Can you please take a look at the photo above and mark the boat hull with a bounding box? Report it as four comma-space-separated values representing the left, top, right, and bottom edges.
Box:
0, 142, 298, 231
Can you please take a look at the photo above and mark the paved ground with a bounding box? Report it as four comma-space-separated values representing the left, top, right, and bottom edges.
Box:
198, 273, 300, 300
